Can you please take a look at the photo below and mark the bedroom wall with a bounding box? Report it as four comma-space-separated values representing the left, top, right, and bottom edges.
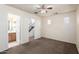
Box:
76, 5, 79, 52
42, 12, 76, 44
0, 5, 8, 52
0, 5, 41, 52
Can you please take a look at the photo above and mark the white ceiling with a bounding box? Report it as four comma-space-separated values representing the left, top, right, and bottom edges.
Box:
7, 4, 77, 16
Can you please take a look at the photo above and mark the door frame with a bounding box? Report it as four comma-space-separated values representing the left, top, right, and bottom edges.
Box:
8, 13, 21, 47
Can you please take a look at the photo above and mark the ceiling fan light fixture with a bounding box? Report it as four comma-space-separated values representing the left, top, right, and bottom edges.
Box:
34, 4, 53, 14
40, 10, 46, 14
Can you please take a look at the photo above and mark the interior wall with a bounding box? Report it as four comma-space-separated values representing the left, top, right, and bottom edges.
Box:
42, 12, 76, 44
0, 5, 41, 52
0, 5, 8, 52
76, 6, 79, 52
34, 16, 41, 39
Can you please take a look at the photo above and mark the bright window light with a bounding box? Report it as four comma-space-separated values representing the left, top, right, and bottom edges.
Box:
64, 17, 70, 24
47, 20, 51, 24
31, 18, 35, 24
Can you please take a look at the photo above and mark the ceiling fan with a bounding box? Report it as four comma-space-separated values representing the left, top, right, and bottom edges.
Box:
34, 4, 53, 14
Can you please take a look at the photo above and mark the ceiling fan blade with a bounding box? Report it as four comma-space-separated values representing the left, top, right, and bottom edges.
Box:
34, 12, 38, 14
34, 10, 41, 14
47, 7, 53, 9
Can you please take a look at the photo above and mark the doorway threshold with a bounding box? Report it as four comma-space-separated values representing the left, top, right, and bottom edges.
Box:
8, 41, 18, 48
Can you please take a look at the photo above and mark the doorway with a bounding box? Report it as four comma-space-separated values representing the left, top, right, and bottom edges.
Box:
8, 13, 20, 48
29, 18, 35, 41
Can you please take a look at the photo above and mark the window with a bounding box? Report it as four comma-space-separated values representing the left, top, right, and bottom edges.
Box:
47, 19, 51, 24
64, 17, 70, 24
31, 18, 35, 24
